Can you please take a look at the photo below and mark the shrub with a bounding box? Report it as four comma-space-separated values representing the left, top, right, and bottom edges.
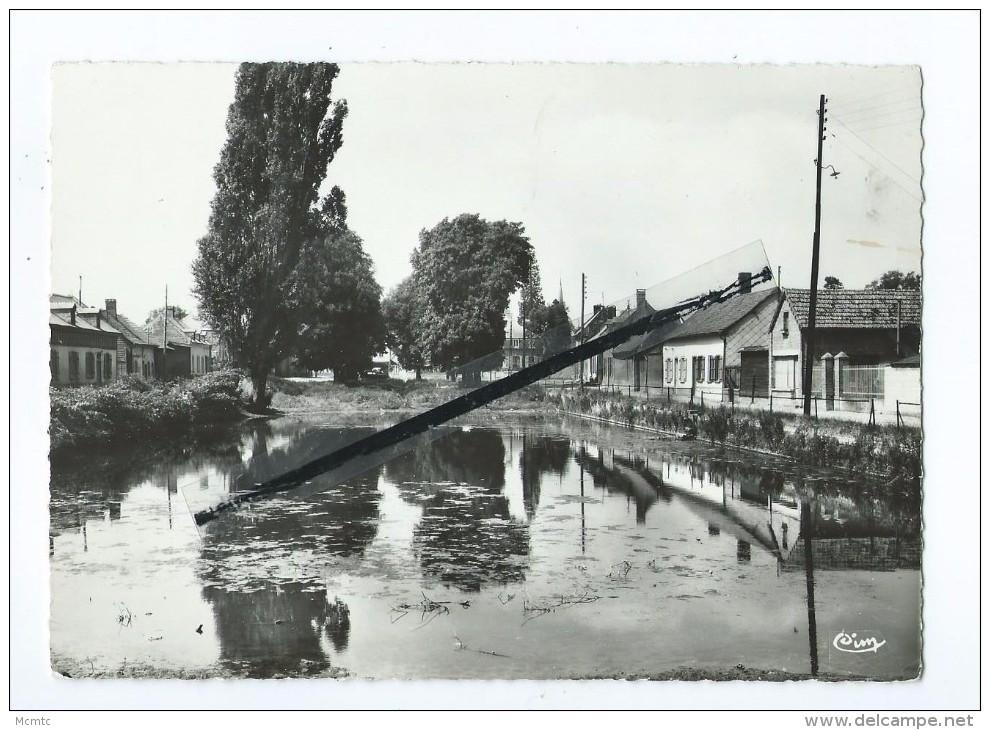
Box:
50, 369, 246, 453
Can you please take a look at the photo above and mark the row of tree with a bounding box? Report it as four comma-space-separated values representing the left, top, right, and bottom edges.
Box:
191, 63, 562, 407
823, 271, 922, 290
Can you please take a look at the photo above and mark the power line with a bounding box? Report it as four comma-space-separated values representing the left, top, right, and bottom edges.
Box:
829, 132, 924, 204
839, 116, 923, 135
831, 116, 922, 187
827, 83, 920, 107
833, 104, 921, 127
829, 95, 920, 119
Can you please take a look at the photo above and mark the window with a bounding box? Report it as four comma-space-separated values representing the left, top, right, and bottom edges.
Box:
773, 356, 797, 390
69, 351, 80, 382
693, 356, 705, 383
782, 311, 790, 338
104, 353, 113, 380
709, 355, 722, 383
678, 357, 687, 383
665, 358, 672, 383
50, 350, 59, 382
85, 352, 95, 379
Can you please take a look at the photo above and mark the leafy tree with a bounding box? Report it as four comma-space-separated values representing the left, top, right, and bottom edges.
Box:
524, 298, 573, 360
294, 229, 386, 382
866, 270, 921, 291
823, 276, 844, 290
517, 268, 546, 330
383, 276, 427, 379
144, 305, 190, 325
411, 214, 534, 372
192, 62, 348, 409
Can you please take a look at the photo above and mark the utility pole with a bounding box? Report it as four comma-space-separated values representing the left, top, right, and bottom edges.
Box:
78, 276, 82, 305
803, 94, 827, 416
162, 285, 168, 379
579, 273, 586, 390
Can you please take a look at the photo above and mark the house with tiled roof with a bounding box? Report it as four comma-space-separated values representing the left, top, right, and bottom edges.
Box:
76, 299, 160, 379
768, 288, 921, 406
49, 298, 120, 386
572, 303, 616, 384
655, 286, 780, 403
177, 314, 231, 369
144, 306, 211, 379
599, 290, 654, 389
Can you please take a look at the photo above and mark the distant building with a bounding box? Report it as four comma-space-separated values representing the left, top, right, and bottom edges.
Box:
177, 314, 231, 369
144, 306, 211, 379
82, 299, 159, 379
49, 300, 119, 387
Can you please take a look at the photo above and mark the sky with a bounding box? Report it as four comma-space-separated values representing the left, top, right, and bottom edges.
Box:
50, 61, 924, 324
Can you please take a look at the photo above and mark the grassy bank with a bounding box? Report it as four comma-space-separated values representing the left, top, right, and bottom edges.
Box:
542, 389, 922, 485
49, 369, 246, 453
267, 376, 546, 414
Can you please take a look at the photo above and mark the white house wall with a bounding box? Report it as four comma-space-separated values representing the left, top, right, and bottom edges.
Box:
661, 335, 724, 400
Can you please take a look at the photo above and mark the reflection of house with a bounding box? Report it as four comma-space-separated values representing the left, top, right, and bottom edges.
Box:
144, 306, 212, 379
49, 297, 120, 386
657, 283, 779, 402
768, 288, 921, 409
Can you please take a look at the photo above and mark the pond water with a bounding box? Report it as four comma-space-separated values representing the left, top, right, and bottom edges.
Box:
49, 414, 922, 680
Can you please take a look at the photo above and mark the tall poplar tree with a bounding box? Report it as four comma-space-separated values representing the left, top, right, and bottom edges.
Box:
193, 62, 347, 408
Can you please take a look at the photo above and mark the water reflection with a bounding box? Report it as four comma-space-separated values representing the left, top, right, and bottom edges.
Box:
517, 434, 571, 520
385, 430, 530, 592
193, 422, 385, 673
202, 582, 342, 677
50, 416, 922, 679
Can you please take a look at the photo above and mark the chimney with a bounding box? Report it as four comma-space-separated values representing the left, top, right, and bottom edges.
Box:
96, 312, 101, 329
70, 304, 76, 326
636, 289, 647, 308
593, 304, 603, 314
105, 299, 117, 318
166, 306, 176, 319
738, 272, 752, 294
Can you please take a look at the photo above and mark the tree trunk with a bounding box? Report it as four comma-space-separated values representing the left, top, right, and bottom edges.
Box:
415, 368, 422, 380
251, 370, 272, 411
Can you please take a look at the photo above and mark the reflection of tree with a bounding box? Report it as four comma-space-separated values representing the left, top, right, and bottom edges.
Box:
385, 429, 529, 592
414, 490, 528, 592
197, 468, 382, 589
202, 582, 343, 677
385, 429, 507, 501
519, 435, 571, 520
49, 428, 243, 536
231, 421, 378, 492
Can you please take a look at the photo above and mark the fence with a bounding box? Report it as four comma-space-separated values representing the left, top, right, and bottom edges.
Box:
839, 365, 884, 399
540, 379, 920, 427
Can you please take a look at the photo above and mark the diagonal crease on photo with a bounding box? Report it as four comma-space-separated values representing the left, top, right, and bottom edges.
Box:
192, 265, 772, 527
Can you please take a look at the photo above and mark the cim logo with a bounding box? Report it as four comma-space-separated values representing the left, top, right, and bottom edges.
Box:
832, 630, 887, 654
